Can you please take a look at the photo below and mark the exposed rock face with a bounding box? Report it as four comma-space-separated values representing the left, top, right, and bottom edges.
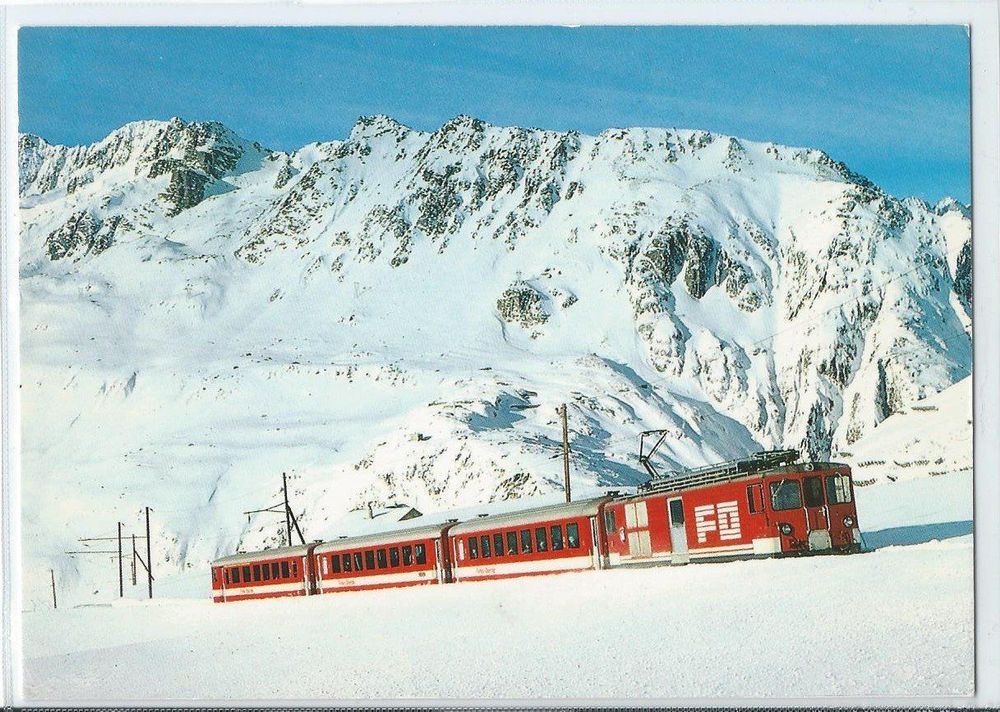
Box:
497, 282, 550, 330
43, 210, 128, 261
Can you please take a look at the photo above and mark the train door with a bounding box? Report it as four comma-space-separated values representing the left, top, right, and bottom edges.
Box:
589, 516, 603, 570
302, 555, 315, 595
434, 539, 444, 584
667, 497, 689, 564
802, 475, 832, 551
625, 501, 652, 558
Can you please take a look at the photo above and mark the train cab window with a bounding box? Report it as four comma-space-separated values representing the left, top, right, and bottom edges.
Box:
390, 547, 400, 567
263, 563, 272, 581
535, 527, 548, 552
803, 476, 824, 507
365, 550, 376, 570
566, 522, 581, 548
212, 569, 218, 584
343, 553, 353, 572
494, 533, 505, 557
551, 525, 564, 550
481, 535, 491, 558
520, 529, 533, 554
604, 510, 616, 533
402, 545, 413, 566
826, 474, 853, 504
747, 485, 764, 514
243, 566, 251, 582
331, 555, 341, 574
377, 549, 388, 569
231, 567, 240, 584
770, 479, 803, 511
271, 562, 280, 579
506, 531, 518, 555
320, 557, 328, 576
415, 543, 427, 564
468, 536, 479, 559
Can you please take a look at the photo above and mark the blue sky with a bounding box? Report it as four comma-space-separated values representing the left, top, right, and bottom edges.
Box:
19, 26, 970, 202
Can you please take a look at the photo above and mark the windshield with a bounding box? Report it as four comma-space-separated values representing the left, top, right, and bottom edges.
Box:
769, 479, 803, 511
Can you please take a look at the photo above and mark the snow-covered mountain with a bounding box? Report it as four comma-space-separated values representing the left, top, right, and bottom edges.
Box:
17, 115, 972, 605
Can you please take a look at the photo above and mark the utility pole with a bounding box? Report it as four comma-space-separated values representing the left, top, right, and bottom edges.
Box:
131, 533, 137, 586
559, 403, 572, 503
117, 521, 124, 598
50, 569, 57, 610
145, 507, 153, 599
282, 472, 292, 546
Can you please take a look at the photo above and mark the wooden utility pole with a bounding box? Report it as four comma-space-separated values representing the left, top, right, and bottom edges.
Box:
131, 534, 137, 586
145, 507, 153, 599
50, 569, 57, 610
559, 404, 571, 503
282, 472, 292, 546
117, 521, 124, 598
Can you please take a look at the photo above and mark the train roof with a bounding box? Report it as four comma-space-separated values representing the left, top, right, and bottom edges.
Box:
448, 496, 609, 535
212, 543, 316, 567
633, 459, 851, 498
314, 523, 451, 553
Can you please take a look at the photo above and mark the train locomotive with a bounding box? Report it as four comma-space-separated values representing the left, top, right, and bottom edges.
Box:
211, 450, 862, 603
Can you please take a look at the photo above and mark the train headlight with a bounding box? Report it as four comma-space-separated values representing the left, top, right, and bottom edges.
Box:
778, 522, 793, 536
843, 515, 855, 527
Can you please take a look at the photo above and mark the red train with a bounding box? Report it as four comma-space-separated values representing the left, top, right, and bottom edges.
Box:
211, 450, 862, 603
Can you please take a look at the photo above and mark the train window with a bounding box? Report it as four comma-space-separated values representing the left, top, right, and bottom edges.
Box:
223, 569, 229, 584
291, 562, 298, 576
232, 567, 241, 584
343, 553, 352, 572
331, 555, 341, 574
551, 525, 564, 550
604, 510, 616, 533
770, 479, 803, 511
803, 476, 824, 507
243, 566, 251, 582
320, 557, 328, 576
263, 563, 272, 581
481, 535, 491, 558
377, 549, 388, 569
402, 545, 413, 566
520, 529, 533, 554
535, 527, 548, 552
253, 565, 261, 582
365, 550, 376, 570
668, 499, 685, 525
353, 552, 363, 571
468, 536, 479, 559
566, 522, 581, 548
280, 561, 289, 578
390, 547, 400, 567
747, 485, 764, 514
506, 531, 518, 555
494, 533, 505, 557
271, 563, 279, 579
826, 474, 853, 504
415, 543, 427, 564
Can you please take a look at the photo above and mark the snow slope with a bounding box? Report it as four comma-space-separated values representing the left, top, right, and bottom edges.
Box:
841, 375, 972, 485
16, 116, 972, 608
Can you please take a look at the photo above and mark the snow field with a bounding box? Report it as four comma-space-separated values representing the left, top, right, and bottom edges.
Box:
21, 534, 972, 702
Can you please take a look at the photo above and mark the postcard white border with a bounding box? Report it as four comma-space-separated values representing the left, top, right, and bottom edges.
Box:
0, 0, 997, 708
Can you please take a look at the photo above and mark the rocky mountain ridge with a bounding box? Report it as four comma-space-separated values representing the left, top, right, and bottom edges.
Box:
18, 115, 972, 595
